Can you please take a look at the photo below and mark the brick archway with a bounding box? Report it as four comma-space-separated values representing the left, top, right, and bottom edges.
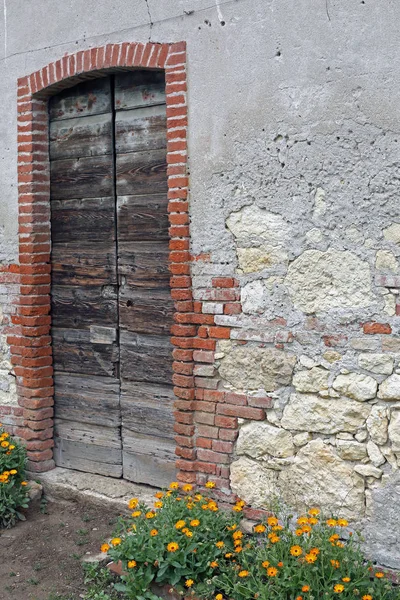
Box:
10, 42, 194, 478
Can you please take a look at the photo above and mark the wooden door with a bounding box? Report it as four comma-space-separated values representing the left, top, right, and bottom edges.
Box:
115, 72, 176, 487
49, 78, 122, 477
49, 72, 176, 485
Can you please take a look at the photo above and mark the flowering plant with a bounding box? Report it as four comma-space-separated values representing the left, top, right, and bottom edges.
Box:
100, 482, 399, 600
0, 424, 29, 528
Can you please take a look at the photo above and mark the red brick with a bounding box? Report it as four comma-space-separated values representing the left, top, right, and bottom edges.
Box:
215, 415, 238, 429
208, 326, 231, 339
198, 326, 208, 338
170, 276, 191, 289
171, 324, 196, 337
196, 437, 212, 449
174, 301, 193, 313
175, 435, 194, 448
171, 289, 192, 300
197, 424, 218, 438
174, 411, 194, 425
212, 440, 234, 453
247, 396, 274, 409
171, 337, 196, 349
172, 349, 193, 361
224, 303, 242, 315
193, 350, 215, 363
177, 471, 197, 483
196, 461, 217, 475
195, 411, 215, 425
170, 239, 189, 250
173, 361, 193, 375
176, 447, 196, 460
26, 438, 54, 451
192, 338, 216, 350
174, 400, 195, 411
16, 426, 53, 441
363, 322, 392, 335
224, 393, 247, 406
26, 459, 55, 472
322, 334, 348, 347
219, 428, 239, 442
217, 404, 265, 420
197, 449, 229, 464
203, 390, 225, 402
174, 423, 195, 436
172, 374, 194, 387
212, 277, 235, 288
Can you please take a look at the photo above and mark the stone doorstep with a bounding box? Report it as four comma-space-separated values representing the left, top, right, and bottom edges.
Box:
28, 466, 157, 512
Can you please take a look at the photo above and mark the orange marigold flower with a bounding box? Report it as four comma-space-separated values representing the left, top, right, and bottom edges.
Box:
309, 547, 320, 555
225, 553, 233, 558
210, 561, 218, 568
154, 502, 163, 509
308, 517, 319, 525
296, 597, 303, 600
305, 553, 317, 564
297, 515, 309, 525
277, 562, 283, 567
330, 560, 340, 569
375, 572, 384, 579
267, 516, 278, 527
238, 570, 249, 578
267, 567, 278, 577
21, 481, 28, 486
182, 484, 193, 492
155, 491, 164, 499
234, 539, 242, 547
101, 543, 110, 553
342, 577, 351, 583
337, 519, 348, 527
128, 498, 139, 509
146, 512, 155, 519
270, 535, 280, 544
205, 481, 215, 489
302, 585, 310, 592
9, 469, 17, 475
232, 504, 243, 512
336, 541, 345, 548
302, 525, 311, 534
234, 546, 243, 553
295, 528, 303, 536
329, 534, 340, 542
272, 525, 283, 531
111, 538, 122, 546
254, 524, 266, 533
185, 530, 193, 538
261, 560, 270, 568
227, 524, 237, 531
215, 541, 224, 549
175, 520, 186, 529
190, 519, 200, 527
127, 560, 137, 569
132, 510, 141, 517
150, 529, 158, 537
308, 507, 320, 516
326, 519, 337, 527
169, 482, 179, 489
362, 596, 373, 600
334, 584, 344, 593
167, 542, 179, 552
185, 579, 194, 588
233, 530, 243, 540
216, 595, 223, 600
290, 545, 303, 557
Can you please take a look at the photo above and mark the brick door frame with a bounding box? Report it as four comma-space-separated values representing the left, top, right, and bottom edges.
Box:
10, 42, 196, 477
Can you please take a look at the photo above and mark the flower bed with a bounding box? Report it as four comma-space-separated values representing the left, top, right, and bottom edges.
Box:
0, 423, 29, 528
99, 481, 399, 600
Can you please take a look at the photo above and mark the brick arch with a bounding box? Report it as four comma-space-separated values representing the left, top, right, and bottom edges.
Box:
10, 42, 196, 478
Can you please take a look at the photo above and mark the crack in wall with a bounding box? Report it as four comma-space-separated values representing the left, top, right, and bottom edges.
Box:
144, 0, 153, 41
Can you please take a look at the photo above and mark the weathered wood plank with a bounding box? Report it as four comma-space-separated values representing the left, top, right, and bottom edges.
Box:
119, 288, 174, 335
51, 242, 117, 286
117, 194, 169, 242
116, 149, 167, 196
122, 430, 176, 488
121, 383, 175, 438
114, 71, 165, 111
115, 105, 166, 154
51, 285, 118, 328
54, 436, 122, 477
119, 331, 173, 384
51, 155, 114, 200
49, 77, 112, 121
52, 328, 118, 377
51, 197, 115, 244
118, 241, 170, 288
53, 373, 120, 426
49, 113, 113, 160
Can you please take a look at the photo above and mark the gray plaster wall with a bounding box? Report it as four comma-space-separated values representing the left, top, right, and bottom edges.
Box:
2, 0, 400, 568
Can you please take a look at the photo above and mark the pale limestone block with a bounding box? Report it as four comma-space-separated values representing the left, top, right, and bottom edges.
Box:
305, 228, 324, 244
336, 433, 354, 440
299, 355, 318, 368
345, 226, 364, 244
384, 223, 400, 244
366, 405, 389, 445
376, 250, 399, 271
332, 372, 377, 402
285, 250, 374, 314
236, 421, 294, 459
313, 187, 327, 218
281, 393, 371, 434
230, 457, 279, 507
384, 294, 396, 316
241, 280, 267, 314
226, 205, 290, 246
278, 439, 365, 520
293, 432, 313, 447
355, 429, 368, 442
358, 353, 394, 375
351, 337, 381, 351
237, 246, 288, 273
336, 440, 367, 461
219, 345, 296, 391
367, 441, 386, 467
292, 367, 329, 393
388, 410, 400, 452
378, 374, 400, 400
381, 446, 398, 470
354, 464, 383, 478
323, 350, 342, 363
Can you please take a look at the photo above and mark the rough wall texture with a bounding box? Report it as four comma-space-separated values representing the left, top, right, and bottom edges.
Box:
1, 0, 400, 568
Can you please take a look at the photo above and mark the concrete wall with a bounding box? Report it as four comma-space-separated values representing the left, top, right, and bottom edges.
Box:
1, 0, 400, 567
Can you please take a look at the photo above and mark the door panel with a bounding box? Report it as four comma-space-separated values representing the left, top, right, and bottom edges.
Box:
115, 71, 176, 487
50, 78, 122, 477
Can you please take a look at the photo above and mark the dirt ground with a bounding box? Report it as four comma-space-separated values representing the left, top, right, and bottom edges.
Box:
0, 499, 119, 600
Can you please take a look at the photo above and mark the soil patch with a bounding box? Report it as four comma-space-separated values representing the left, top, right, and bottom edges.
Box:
0, 499, 119, 600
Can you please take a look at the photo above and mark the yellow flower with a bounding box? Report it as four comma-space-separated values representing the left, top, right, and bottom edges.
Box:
210, 561, 218, 568
202, 504, 209, 510
301, 525, 311, 534
194, 494, 203, 501
183, 484, 193, 492
290, 545, 303, 557
9, 445, 15, 450
111, 538, 122, 546
9, 469, 17, 475
329, 534, 340, 543
232, 504, 243, 512
308, 517, 318, 525
175, 520, 186, 529
305, 553, 317, 564
330, 560, 340, 569
272, 524, 283, 531
205, 481, 215, 488
128, 498, 139, 510
225, 553, 233, 558
127, 560, 137, 569
297, 516, 308, 525
146, 512, 155, 519
337, 519, 348, 527
234, 546, 243, 553
190, 519, 200, 527
132, 510, 142, 517
302, 585, 310, 592
185, 530, 193, 538
101, 543, 110, 553
233, 530, 243, 540
21, 481, 28, 486
150, 529, 158, 537
326, 519, 337, 527
1, 441, 9, 448
270, 535, 280, 544
169, 482, 179, 490
216, 595, 223, 600
167, 542, 179, 552
362, 596, 373, 600
309, 547, 320, 556
238, 570, 249, 577
215, 541, 224, 549
295, 528, 304, 536
336, 541, 345, 548
334, 584, 344, 593
308, 507, 320, 516
267, 516, 278, 527
375, 572, 384, 579
234, 539, 242, 547
267, 567, 278, 577
185, 579, 194, 588
254, 524, 266, 533
154, 502, 163, 509
155, 491, 164, 499
342, 577, 351, 583
261, 560, 270, 568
